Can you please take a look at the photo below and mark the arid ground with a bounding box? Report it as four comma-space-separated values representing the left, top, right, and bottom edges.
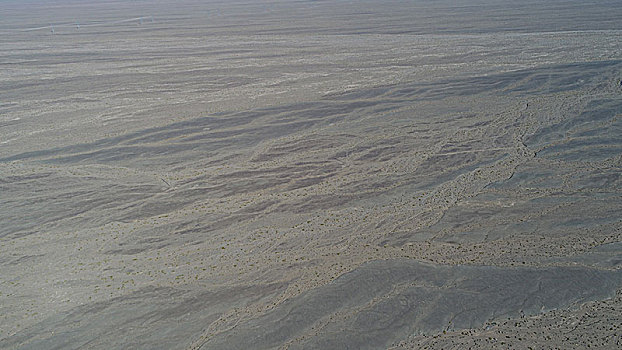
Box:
1, 0, 621, 349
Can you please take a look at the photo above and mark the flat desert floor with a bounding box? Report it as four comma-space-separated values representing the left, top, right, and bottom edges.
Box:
1, 0, 621, 349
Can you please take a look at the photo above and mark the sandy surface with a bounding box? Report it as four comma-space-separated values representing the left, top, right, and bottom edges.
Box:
1, 0, 621, 349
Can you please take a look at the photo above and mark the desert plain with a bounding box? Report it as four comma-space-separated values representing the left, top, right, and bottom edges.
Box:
1, 0, 622, 349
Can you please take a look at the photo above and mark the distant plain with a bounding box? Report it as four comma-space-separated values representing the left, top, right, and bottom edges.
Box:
1, 0, 621, 349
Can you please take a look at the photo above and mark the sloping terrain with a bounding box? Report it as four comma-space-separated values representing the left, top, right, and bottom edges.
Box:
1, 1, 621, 349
